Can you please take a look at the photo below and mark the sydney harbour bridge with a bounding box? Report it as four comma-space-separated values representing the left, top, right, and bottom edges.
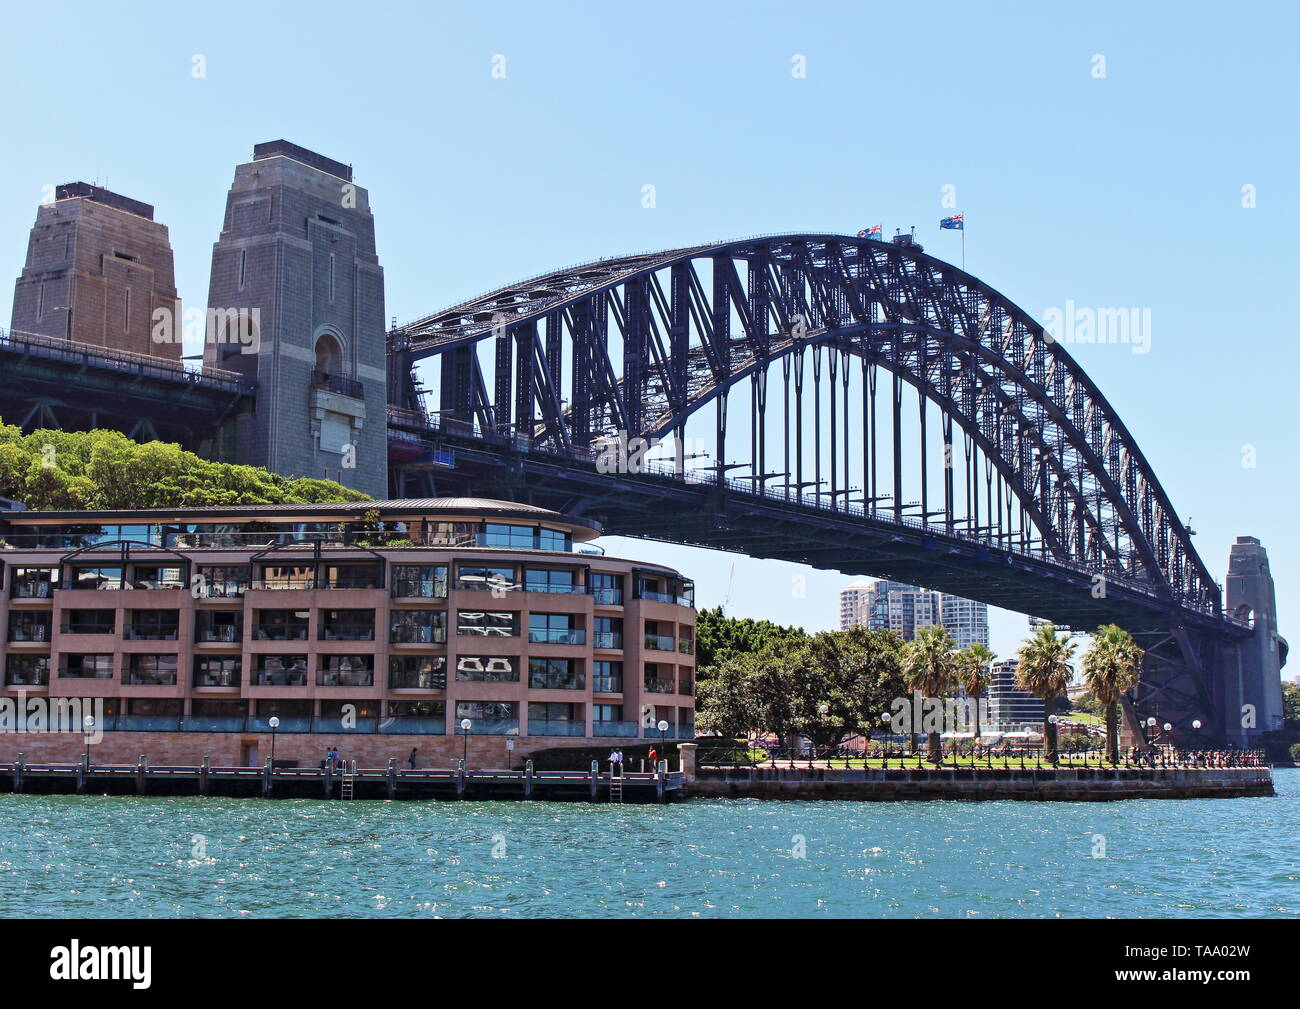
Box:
383, 232, 1269, 747
0, 207, 1281, 749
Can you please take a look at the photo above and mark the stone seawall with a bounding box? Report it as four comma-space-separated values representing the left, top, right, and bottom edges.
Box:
690, 766, 1274, 801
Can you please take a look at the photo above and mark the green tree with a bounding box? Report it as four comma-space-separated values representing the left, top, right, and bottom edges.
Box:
693, 605, 806, 672
0, 422, 366, 509
1016, 625, 1078, 764
1282, 682, 1300, 724
902, 625, 958, 762
695, 651, 763, 738
1081, 623, 1143, 764
955, 642, 996, 741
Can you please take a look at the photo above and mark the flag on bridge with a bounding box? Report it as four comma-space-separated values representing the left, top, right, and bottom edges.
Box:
857, 224, 882, 238
940, 214, 964, 230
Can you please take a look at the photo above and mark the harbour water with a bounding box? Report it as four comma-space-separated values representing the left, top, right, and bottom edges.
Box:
1, 769, 1295, 918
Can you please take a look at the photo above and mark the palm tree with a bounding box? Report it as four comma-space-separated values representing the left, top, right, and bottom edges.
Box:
1016, 625, 1077, 764
902, 625, 958, 763
1082, 623, 1143, 764
956, 643, 996, 743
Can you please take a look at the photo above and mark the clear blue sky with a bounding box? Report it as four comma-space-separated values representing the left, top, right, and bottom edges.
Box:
2, 1, 1296, 659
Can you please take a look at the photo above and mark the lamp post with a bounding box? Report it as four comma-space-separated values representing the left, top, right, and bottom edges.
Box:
657, 719, 668, 768
83, 714, 94, 767
267, 715, 280, 768
1046, 714, 1058, 766
460, 718, 472, 767
815, 702, 830, 766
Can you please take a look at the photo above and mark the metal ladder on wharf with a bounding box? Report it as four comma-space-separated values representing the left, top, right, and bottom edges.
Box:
609, 767, 624, 803
340, 760, 356, 800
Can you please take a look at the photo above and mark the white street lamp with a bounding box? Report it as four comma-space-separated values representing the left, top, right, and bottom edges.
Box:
460, 718, 472, 766
267, 715, 280, 767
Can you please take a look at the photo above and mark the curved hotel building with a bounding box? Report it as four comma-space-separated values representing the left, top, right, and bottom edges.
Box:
0, 499, 696, 766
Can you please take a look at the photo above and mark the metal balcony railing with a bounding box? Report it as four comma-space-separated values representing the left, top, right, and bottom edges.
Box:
311, 370, 364, 398
527, 628, 586, 645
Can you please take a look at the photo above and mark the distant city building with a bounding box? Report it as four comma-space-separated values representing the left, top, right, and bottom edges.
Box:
838, 579, 989, 649
987, 658, 1045, 729
10, 183, 181, 361
839, 580, 872, 630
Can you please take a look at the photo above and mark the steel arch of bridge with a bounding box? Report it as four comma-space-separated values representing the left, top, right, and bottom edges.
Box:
392, 233, 1218, 621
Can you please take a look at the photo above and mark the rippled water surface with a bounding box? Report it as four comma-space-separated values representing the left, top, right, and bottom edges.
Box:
1, 769, 1296, 918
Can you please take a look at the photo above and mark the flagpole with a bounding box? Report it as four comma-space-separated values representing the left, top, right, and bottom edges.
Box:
961, 220, 966, 271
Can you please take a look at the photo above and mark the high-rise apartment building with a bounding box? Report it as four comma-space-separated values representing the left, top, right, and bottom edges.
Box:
986, 658, 1045, 729
839, 579, 989, 649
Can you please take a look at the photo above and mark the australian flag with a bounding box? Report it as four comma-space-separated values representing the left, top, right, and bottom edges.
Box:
857, 224, 882, 238
940, 214, 964, 230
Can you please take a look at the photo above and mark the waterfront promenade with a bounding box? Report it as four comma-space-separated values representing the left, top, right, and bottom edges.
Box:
0, 757, 687, 803
0, 750, 1271, 803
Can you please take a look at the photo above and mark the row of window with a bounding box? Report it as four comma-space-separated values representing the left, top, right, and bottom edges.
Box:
79, 697, 693, 735
5, 609, 694, 650
6, 563, 693, 606
1, 520, 577, 553
2, 653, 695, 693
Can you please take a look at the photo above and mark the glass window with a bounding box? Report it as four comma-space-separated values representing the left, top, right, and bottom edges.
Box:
126, 609, 180, 640
592, 660, 623, 693
389, 656, 447, 689
389, 700, 446, 717
125, 654, 178, 685
129, 565, 185, 590
456, 564, 516, 593
482, 523, 536, 549
317, 655, 375, 687
190, 699, 246, 717
10, 567, 57, 599
537, 527, 571, 552
323, 563, 382, 589
252, 655, 309, 686
195, 565, 251, 598
195, 609, 242, 643
529, 701, 577, 721
455, 701, 517, 722
253, 609, 310, 640
60, 654, 114, 678
593, 616, 623, 648
319, 609, 375, 641
8, 610, 52, 642
194, 656, 241, 687
256, 565, 314, 590
62, 609, 116, 634
590, 572, 623, 605
528, 613, 584, 645
455, 656, 518, 682
68, 566, 124, 591
390, 609, 447, 643
456, 610, 517, 636
423, 522, 478, 547
528, 657, 583, 690
5, 654, 50, 686
524, 568, 579, 593
391, 564, 448, 598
